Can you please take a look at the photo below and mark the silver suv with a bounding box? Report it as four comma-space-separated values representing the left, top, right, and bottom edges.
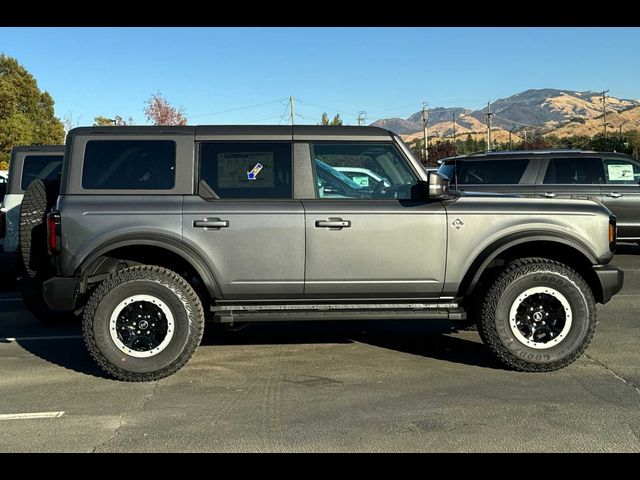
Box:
34, 126, 622, 381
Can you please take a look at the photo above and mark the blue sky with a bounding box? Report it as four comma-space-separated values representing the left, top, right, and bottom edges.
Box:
1, 27, 639, 126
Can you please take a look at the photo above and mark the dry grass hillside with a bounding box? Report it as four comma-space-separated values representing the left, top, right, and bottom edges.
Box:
550, 105, 640, 137
402, 128, 522, 145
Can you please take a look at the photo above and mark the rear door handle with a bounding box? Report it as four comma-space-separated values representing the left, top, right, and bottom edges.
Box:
540, 192, 557, 198
315, 218, 351, 229
606, 192, 623, 198
193, 218, 229, 229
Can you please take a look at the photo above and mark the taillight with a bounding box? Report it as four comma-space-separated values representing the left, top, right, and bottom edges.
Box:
47, 211, 61, 256
0, 210, 5, 240
609, 215, 617, 253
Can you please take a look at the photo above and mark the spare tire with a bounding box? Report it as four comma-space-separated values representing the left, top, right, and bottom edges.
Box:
19, 179, 60, 279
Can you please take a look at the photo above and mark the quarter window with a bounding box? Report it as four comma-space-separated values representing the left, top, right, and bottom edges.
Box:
543, 157, 604, 185
603, 158, 640, 185
199, 143, 292, 199
21, 155, 63, 191
82, 140, 176, 190
455, 159, 529, 185
311, 143, 418, 200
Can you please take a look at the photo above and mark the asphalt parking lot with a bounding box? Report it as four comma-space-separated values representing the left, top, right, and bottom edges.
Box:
1, 248, 639, 452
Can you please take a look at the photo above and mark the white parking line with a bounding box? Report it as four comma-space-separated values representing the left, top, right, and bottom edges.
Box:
0, 411, 65, 421
1, 335, 82, 342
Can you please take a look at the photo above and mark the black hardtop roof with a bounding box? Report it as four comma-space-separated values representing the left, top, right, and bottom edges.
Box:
67, 125, 394, 138
441, 149, 633, 163
11, 144, 65, 153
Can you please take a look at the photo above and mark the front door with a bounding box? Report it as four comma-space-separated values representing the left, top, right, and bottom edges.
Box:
302, 142, 447, 298
182, 142, 305, 299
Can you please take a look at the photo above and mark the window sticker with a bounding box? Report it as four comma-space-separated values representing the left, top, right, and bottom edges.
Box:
352, 175, 370, 187
608, 163, 634, 181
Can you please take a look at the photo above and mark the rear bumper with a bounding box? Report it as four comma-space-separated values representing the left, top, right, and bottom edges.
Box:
42, 276, 80, 311
0, 251, 18, 281
593, 264, 624, 304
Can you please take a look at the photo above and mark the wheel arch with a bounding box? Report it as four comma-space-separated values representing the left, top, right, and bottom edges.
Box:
76, 234, 222, 300
460, 232, 604, 303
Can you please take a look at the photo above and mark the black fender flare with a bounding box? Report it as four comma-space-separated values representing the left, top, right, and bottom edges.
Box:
459, 230, 599, 297
76, 233, 223, 299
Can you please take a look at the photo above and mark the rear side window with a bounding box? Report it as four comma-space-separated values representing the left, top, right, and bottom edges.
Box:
82, 140, 176, 190
603, 158, 640, 185
543, 157, 604, 185
455, 159, 529, 184
21, 155, 63, 191
199, 143, 292, 199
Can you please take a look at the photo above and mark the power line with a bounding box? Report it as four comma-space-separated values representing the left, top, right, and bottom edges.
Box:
190, 99, 288, 119
296, 99, 359, 117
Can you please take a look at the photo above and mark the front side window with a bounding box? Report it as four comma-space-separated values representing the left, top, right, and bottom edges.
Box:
311, 143, 418, 200
455, 159, 529, 185
543, 157, 604, 185
603, 158, 640, 185
21, 155, 63, 191
200, 142, 292, 199
82, 140, 176, 190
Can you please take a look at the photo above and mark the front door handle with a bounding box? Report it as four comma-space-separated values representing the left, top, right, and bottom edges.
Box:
193, 218, 229, 229
540, 192, 557, 198
315, 218, 351, 229
606, 192, 623, 198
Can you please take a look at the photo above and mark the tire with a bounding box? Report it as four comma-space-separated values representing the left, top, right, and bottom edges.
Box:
477, 257, 596, 372
19, 179, 60, 279
83, 265, 205, 382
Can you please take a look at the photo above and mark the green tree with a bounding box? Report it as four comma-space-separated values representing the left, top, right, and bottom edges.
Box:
331, 114, 343, 126
320, 112, 343, 126
0, 55, 65, 165
320, 112, 330, 125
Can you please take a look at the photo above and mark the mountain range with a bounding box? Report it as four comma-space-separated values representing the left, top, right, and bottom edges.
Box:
370, 89, 640, 142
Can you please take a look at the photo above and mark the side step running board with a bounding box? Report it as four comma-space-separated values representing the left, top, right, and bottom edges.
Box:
210, 302, 466, 323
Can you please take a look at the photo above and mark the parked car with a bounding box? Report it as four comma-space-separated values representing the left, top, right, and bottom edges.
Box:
0, 172, 7, 201
438, 149, 640, 241
33, 126, 621, 381
0, 145, 64, 275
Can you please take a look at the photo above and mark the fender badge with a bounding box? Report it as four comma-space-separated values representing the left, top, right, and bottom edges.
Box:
452, 218, 464, 229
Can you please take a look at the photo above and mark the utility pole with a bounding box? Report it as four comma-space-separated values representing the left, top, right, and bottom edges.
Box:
422, 102, 429, 163
485, 101, 493, 151
620, 119, 629, 141
289, 96, 295, 126
357, 111, 367, 126
509, 124, 517, 150
600, 90, 609, 139
452, 112, 457, 143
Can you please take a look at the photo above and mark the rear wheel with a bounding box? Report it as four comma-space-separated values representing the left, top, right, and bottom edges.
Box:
478, 258, 596, 372
83, 265, 205, 382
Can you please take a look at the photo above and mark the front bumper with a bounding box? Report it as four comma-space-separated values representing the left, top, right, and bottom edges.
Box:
42, 276, 81, 311
593, 264, 624, 304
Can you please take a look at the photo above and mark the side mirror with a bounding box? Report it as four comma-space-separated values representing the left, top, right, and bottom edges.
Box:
427, 172, 451, 199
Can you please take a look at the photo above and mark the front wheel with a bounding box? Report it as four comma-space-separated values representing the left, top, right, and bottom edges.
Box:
478, 258, 596, 372
82, 265, 205, 381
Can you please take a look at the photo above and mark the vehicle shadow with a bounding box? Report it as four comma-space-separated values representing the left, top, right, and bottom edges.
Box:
8, 318, 502, 380
203, 319, 503, 370
615, 242, 640, 256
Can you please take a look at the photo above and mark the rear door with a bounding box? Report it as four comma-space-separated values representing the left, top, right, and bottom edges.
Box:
536, 156, 604, 201
599, 156, 640, 240
441, 157, 539, 197
182, 141, 305, 299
